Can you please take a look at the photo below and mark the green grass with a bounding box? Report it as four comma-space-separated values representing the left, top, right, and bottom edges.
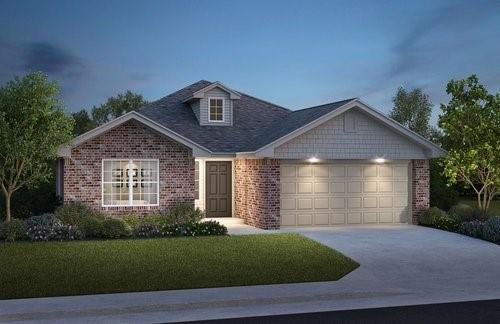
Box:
0, 234, 358, 300
458, 198, 500, 215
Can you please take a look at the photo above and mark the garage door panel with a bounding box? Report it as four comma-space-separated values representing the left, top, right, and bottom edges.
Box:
331, 213, 346, 224
363, 212, 378, 223
314, 198, 329, 209
281, 214, 296, 226
297, 182, 313, 194
314, 213, 330, 225
314, 182, 329, 193
280, 163, 410, 226
347, 212, 362, 224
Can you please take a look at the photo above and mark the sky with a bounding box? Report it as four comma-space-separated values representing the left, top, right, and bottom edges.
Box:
1, 0, 499, 125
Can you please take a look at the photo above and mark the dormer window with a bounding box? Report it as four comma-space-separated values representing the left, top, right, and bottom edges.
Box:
209, 98, 224, 122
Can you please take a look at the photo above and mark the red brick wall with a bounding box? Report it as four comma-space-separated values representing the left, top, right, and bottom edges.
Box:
234, 159, 280, 229
64, 120, 194, 214
412, 159, 430, 224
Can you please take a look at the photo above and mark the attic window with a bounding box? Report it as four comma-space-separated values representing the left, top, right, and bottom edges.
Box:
209, 98, 224, 122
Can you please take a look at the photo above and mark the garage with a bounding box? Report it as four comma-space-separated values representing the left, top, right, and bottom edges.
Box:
280, 162, 410, 226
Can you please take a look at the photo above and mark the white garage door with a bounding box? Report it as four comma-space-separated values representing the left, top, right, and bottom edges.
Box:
280, 163, 410, 226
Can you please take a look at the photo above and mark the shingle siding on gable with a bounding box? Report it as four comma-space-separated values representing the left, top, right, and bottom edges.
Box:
274, 109, 426, 159
199, 88, 233, 126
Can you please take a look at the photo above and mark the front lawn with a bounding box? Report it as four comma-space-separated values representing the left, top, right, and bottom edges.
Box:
0, 234, 358, 299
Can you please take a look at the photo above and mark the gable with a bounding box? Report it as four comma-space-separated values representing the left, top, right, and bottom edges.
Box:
274, 108, 428, 160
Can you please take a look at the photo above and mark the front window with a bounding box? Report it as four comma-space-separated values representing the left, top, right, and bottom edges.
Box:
209, 98, 224, 121
102, 159, 159, 206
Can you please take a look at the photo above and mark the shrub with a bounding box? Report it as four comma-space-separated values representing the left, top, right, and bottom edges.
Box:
419, 207, 458, 231
195, 221, 228, 236
101, 218, 132, 239
458, 220, 485, 239
162, 203, 204, 225
122, 214, 141, 230
79, 218, 105, 239
25, 214, 82, 241
134, 223, 163, 238
449, 203, 487, 223
429, 159, 459, 210
141, 213, 164, 226
482, 217, 500, 243
0, 219, 26, 242
55, 202, 104, 226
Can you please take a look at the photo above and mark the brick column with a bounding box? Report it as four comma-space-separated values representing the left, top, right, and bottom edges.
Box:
234, 158, 280, 229
411, 159, 429, 224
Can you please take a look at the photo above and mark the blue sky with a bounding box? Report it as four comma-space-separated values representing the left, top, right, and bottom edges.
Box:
1, 0, 499, 125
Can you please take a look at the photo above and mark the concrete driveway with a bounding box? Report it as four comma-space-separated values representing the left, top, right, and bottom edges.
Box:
288, 225, 500, 301
1, 225, 499, 323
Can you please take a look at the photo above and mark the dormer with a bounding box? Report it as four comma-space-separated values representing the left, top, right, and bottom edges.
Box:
184, 82, 241, 126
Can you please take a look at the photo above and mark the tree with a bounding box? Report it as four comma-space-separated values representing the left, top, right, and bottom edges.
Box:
72, 109, 95, 136
91, 90, 148, 126
390, 87, 433, 137
0, 72, 73, 222
439, 75, 500, 211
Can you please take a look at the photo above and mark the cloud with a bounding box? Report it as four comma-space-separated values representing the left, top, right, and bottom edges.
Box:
389, 0, 500, 80
19, 42, 83, 78
0, 39, 84, 81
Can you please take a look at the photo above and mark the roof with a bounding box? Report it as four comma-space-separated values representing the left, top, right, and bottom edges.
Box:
62, 80, 445, 157
139, 80, 353, 153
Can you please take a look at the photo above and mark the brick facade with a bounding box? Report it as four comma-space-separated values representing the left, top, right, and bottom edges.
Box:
411, 159, 430, 224
234, 159, 280, 229
64, 120, 194, 214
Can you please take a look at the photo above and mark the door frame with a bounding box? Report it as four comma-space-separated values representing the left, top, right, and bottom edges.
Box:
194, 158, 235, 217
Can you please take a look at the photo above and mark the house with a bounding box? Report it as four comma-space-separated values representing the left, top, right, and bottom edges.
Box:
57, 80, 445, 229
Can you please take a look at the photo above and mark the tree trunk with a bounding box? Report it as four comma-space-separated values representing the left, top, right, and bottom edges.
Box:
4, 192, 11, 223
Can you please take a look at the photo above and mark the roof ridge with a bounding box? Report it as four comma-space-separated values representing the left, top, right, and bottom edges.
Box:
292, 98, 358, 113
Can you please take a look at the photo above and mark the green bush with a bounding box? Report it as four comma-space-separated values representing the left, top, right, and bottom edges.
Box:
24, 214, 82, 241
141, 213, 164, 226
482, 217, 500, 243
195, 221, 228, 236
0, 219, 26, 242
122, 214, 141, 230
419, 207, 458, 231
134, 223, 163, 238
162, 203, 204, 225
55, 202, 104, 226
449, 203, 487, 223
79, 218, 105, 239
101, 218, 132, 239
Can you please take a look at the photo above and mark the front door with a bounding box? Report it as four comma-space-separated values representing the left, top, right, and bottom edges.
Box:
205, 161, 232, 217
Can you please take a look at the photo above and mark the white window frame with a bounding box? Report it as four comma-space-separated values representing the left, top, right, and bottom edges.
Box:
208, 97, 225, 122
101, 159, 160, 207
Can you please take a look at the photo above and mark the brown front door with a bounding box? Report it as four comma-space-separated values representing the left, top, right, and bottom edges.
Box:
205, 161, 232, 217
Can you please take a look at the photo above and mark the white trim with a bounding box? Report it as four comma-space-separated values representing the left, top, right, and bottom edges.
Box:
58, 111, 211, 157
101, 158, 160, 208
184, 82, 241, 101
254, 99, 446, 158
208, 97, 226, 122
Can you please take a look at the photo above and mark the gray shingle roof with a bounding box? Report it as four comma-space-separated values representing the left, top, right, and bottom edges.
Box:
139, 80, 354, 153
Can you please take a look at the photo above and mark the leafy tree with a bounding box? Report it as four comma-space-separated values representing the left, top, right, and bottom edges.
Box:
0, 72, 73, 222
72, 109, 95, 136
390, 87, 433, 137
439, 75, 500, 211
91, 90, 148, 126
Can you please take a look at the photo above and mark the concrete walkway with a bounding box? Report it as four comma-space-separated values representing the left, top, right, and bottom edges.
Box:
1, 225, 499, 323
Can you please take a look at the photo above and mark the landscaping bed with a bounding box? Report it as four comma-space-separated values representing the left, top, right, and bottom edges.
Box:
0, 233, 359, 299
419, 203, 500, 244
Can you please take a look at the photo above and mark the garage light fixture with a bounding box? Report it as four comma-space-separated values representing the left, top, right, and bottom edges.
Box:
308, 157, 320, 163
374, 157, 386, 163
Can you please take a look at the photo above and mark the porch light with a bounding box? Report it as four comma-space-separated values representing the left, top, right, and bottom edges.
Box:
308, 157, 320, 163
374, 157, 386, 163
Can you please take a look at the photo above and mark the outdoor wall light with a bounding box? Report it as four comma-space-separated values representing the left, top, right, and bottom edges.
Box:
374, 157, 386, 163
308, 157, 320, 163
